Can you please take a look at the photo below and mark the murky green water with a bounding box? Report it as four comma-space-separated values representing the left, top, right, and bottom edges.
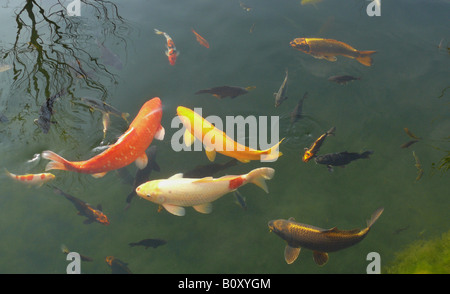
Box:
0, 0, 448, 274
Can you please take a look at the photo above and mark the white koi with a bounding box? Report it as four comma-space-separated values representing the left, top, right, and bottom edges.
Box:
136, 167, 274, 216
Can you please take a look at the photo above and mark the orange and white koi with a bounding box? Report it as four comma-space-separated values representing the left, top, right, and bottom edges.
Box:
177, 106, 284, 163
191, 28, 209, 48
136, 167, 274, 216
42, 97, 164, 178
154, 29, 179, 65
5, 169, 55, 186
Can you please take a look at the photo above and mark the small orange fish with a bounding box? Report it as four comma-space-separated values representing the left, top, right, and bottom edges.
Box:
303, 127, 335, 162
155, 29, 179, 65
5, 169, 55, 186
290, 38, 376, 67
191, 28, 209, 48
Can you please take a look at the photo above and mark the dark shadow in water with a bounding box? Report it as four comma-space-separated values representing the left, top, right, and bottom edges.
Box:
0, 0, 131, 141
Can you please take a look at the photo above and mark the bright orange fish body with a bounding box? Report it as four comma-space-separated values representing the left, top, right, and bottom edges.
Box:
191, 28, 209, 48
302, 127, 335, 162
42, 97, 164, 178
290, 38, 376, 66
155, 29, 179, 65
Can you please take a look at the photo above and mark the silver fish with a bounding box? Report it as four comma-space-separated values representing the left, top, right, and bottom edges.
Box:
274, 69, 288, 107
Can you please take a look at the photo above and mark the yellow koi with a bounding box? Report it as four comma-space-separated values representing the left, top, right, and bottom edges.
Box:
176, 106, 284, 163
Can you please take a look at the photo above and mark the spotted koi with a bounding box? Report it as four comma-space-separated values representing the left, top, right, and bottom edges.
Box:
5, 169, 55, 186
42, 97, 164, 178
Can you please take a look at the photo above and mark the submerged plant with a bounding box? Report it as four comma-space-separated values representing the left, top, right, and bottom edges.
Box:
383, 231, 450, 274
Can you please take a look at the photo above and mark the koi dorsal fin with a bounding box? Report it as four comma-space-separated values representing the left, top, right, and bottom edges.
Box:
288, 217, 296, 221
168, 173, 183, 180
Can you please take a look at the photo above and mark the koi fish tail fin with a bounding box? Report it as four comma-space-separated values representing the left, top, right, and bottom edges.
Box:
356, 50, 376, 67
245, 167, 275, 193
260, 138, 285, 162
42, 151, 71, 171
326, 126, 336, 136
154, 28, 163, 35
4, 168, 14, 179
245, 86, 256, 91
367, 207, 384, 228
360, 150, 374, 159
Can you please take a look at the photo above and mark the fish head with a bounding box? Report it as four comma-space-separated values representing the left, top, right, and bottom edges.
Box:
290, 38, 310, 53
302, 150, 313, 162
136, 180, 164, 204
177, 107, 193, 128
94, 211, 110, 225
268, 219, 290, 238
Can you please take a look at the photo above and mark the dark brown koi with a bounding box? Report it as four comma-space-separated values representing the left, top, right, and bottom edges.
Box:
52, 186, 109, 225
400, 140, 419, 149
129, 238, 167, 249
195, 86, 254, 99
268, 207, 384, 265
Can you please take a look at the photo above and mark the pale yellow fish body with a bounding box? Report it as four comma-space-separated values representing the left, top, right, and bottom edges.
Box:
177, 106, 283, 163
136, 167, 274, 216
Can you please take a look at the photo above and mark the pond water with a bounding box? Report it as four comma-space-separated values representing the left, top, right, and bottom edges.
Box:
0, 0, 448, 274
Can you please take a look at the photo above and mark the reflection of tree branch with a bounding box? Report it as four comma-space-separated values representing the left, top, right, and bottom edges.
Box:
1, 0, 131, 142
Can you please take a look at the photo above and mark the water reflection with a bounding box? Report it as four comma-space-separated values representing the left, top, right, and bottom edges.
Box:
0, 0, 131, 143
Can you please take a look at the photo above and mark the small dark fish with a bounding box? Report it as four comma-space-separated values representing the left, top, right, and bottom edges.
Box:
400, 140, 419, 149
412, 151, 424, 181
61, 244, 93, 262
34, 89, 65, 133
303, 127, 336, 162
404, 128, 421, 140
274, 69, 288, 107
234, 189, 247, 210
96, 40, 123, 70
80, 97, 130, 140
393, 225, 410, 235
52, 186, 109, 225
105, 256, 132, 274
183, 159, 238, 178
328, 75, 361, 85
125, 146, 160, 208
314, 150, 374, 172
195, 86, 253, 99
268, 207, 384, 265
290, 92, 308, 125
129, 238, 167, 249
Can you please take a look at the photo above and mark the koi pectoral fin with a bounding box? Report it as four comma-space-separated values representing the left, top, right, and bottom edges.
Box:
284, 244, 301, 264
193, 203, 212, 214
163, 204, 185, 216
183, 129, 195, 147
135, 152, 148, 169
313, 251, 329, 266
92, 172, 107, 178
322, 55, 337, 62
154, 125, 165, 141
205, 148, 216, 162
